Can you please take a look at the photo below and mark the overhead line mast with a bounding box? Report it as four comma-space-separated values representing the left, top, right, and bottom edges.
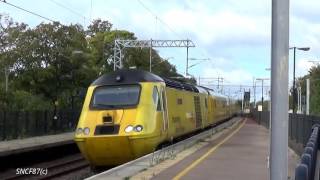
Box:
112, 39, 195, 74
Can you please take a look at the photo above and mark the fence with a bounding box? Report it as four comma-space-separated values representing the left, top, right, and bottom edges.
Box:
0, 110, 80, 141
252, 111, 320, 149
252, 111, 320, 179
295, 125, 319, 180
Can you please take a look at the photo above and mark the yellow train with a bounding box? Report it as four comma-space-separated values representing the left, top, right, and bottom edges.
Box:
74, 69, 240, 167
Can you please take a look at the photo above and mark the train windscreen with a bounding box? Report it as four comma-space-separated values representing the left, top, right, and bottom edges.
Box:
91, 85, 141, 109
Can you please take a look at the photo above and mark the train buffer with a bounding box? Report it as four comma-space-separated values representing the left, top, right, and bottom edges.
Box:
90, 118, 299, 180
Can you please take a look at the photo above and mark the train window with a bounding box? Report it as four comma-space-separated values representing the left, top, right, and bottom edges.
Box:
162, 89, 167, 112
157, 96, 162, 111
152, 86, 159, 104
91, 85, 140, 109
177, 98, 183, 105
153, 86, 161, 111
161, 88, 168, 130
205, 98, 208, 108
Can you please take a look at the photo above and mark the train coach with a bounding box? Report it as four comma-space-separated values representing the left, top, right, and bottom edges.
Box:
74, 69, 240, 167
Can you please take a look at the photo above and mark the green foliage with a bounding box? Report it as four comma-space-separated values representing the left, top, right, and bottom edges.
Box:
0, 16, 186, 111
87, 19, 112, 37
308, 66, 320, 115
295, 65, 320, 115
11, 22, 90, 105
9, 90, 51, 111
87, 28, 136, 74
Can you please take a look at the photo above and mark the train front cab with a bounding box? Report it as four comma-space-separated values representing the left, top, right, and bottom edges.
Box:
74, 81, 169, 166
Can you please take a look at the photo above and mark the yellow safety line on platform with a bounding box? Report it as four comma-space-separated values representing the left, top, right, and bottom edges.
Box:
173, 118, 247, 180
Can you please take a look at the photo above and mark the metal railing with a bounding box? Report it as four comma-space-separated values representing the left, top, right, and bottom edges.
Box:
295, 125, 319, 180
251, 111, 320, 180
0, 110, 80, 141
252, 111, 320, 147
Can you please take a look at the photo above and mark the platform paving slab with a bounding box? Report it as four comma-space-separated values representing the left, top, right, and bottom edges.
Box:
0, 132, 74, 156
149, 119, 299, 180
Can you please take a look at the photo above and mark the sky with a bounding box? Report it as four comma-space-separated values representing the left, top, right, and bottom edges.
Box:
1, 0, 320, 100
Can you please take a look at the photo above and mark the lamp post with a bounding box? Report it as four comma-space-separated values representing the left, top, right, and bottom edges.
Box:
270, 1, 289, 178
253, 78, 257, 108
265, 68, 271, 111
4, 67, 8, 93
256, 78, 270, 111
289, 46, 310, 113
70, 50, 84, 111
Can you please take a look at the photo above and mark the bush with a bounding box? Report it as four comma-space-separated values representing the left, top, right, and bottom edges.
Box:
7, 90, 52, 111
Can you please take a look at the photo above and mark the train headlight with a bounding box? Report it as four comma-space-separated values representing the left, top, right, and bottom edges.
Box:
83, 127, 90, 135
134, 125, 143, 132
76, 128, 83, 135
125, 125, 134, 133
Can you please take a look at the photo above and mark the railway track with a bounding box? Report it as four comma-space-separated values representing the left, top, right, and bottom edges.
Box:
1, 154, 91, 180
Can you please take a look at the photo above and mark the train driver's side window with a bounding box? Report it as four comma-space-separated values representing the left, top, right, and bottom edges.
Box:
152, 86, 162, 111
205, 98, 208, 108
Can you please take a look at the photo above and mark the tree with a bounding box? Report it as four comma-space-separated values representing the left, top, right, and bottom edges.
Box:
295, 65, 320, 115
2, 20, 92, 110
85, 19, 182, 78
87, 19, 112, 37
0, 14, 28, 110
0, 16, 189, 111
87, 28, 136, 74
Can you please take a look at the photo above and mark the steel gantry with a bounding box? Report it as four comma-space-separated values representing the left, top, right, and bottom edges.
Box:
113, 39, 195, 71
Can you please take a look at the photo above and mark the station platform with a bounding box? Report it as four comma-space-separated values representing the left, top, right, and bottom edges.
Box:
0, 132, 74, 157
133, 118, 299, 180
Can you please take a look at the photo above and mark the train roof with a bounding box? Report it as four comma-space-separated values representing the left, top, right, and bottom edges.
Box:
92, 69, 200, 93
197, 86, 228, 99
162, 78, 199, 93
92, 69, 164, 86
92, 70, 237, 98
210, 92, 229, 100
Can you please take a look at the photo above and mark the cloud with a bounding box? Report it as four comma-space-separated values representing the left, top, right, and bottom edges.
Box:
82, 0, 320, 86
125, 4, 272, 86
296, 58, 316, 77
161, 9, 270, 48
116, 1, 270, 51
292, 0, 320, 23
5, 0, 319, 87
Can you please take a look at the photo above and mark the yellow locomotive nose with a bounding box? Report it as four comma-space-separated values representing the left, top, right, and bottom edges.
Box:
74, 72, 161, 166
75, 106, 155, 166
74, 107, 141, 166
75, 136, 135, 166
